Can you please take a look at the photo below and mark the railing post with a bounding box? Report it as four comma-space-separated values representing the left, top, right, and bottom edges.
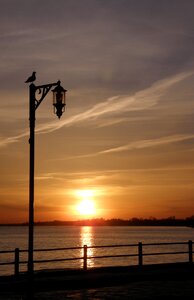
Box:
138, 242, 143, 267
188, 240, 193, 264
14, 248, 19, 276
83, 245, 87, 271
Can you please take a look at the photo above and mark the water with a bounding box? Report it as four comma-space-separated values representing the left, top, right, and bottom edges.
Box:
0, 226, 193, 275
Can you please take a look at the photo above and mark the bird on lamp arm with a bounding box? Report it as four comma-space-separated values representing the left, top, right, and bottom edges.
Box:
25, 72, 67, 117
25, 72, 36, 83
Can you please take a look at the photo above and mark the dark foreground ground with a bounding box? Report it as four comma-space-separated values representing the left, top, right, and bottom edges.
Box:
0, 263, 194, 299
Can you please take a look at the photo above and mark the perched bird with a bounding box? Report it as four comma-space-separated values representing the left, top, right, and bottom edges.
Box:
25, 72, 36, 83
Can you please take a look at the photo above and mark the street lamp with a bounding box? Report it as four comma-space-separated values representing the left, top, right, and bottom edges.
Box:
27, 75, 67, 275
52, 83, 67, 118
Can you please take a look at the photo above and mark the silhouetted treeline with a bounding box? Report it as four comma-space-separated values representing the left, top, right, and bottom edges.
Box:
4, 215, 194, 227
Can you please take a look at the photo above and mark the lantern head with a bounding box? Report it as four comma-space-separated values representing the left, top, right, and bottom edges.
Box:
52, 81, 67, 118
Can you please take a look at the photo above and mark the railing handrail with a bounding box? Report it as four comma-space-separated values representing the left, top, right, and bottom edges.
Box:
0, 250, 15, 254
0, 240, 193, 275
0, 241, 190, 254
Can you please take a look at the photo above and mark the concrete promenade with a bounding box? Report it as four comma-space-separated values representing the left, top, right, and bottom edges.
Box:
0, 263, 194, 299
31, 279, 194, 299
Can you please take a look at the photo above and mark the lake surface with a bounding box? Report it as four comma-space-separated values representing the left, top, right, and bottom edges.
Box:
0, 226, 193, 275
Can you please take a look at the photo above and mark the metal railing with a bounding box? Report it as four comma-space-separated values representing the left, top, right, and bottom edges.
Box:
0, 240, 193, 276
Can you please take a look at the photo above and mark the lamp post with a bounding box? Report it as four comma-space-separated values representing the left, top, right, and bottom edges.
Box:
28, 77, 67, 275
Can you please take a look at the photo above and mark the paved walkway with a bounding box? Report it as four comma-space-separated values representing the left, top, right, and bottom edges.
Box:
1, 278, 194, 299
35, 279, 194, 299
1, 263, 194, 299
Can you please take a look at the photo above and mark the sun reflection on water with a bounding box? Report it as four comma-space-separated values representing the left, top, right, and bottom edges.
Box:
80, 226, 94, 268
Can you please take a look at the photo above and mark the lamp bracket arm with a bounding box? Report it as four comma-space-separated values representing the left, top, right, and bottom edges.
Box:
34, 82, 60, 110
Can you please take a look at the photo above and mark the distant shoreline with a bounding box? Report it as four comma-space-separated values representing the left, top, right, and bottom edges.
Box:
0, 217, 194, 227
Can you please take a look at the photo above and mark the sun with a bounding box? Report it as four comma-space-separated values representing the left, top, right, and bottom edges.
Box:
74, 189, 96, 217
77, 199, 95, 216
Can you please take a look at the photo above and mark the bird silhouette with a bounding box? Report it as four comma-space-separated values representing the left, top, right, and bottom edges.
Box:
25, 72, 36, 83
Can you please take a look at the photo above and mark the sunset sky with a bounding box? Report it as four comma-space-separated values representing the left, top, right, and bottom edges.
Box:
1, 0, 194, 223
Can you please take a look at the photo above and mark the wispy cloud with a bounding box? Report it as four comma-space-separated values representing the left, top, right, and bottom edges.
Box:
0, 71, 192, 148
71, 134, 194, 159
100, 134, 194, 154
37, 71, 192, 133
0, 132, 27, 148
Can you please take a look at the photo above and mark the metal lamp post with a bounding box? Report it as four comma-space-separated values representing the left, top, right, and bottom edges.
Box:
28, 77, 67, 275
